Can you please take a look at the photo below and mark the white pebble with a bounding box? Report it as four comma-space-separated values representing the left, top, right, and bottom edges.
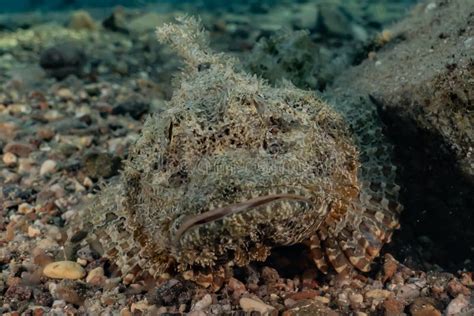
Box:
40, 159, 57, 176
2, 152, 17, 166
239, 297, 275, 315
193, 294, 212, 311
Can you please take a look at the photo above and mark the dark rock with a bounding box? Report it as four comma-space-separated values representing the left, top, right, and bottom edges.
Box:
112, 97, 150, 120
102, 7, 128, 33
33, 289, 54, 307
147, 279, 195, 307
282, 299, 338, 316
4, 285, 32, 301
82, 151, 122, 180
39, 43, 86, 80
56, 280, 86, 305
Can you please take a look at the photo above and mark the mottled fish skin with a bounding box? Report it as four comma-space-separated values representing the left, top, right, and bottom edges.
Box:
71, 16, 402, 279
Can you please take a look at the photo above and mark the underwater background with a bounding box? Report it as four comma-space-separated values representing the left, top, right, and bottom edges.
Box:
0, 0, 472, 314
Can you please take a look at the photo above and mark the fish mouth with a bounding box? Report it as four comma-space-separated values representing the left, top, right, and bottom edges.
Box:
173, 193, 313, 245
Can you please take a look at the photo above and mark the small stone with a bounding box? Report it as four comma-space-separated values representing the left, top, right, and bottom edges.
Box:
56, 281, 84, 305
40, 43, 86, 80
239, 297, 276, 315
82, 151, 121, 179
193, 294, 212, 311
4, 285, 33, 301
349, 293, 364, 308
287, 289, 320, 301
37, 128, 55, 141
28, 226, 41, 238
383, 254, 398, 282
18, 203, 34, 214
148, 279, 195, 306
111, 96, 150, 119
2, 152, 17, 166
228, 277, 246, 299
3, 142, 34, 157
119, 308, 132, 316
40, 160, 57, 176
56, 88, 74, 100
131, 300, 150, 313
445, 294, 469, 316
86, 267, 106, 286
102, 7, 128, 33
396, 284, 420, 300
43, 261, 86, 280
383, 297, 405, 316
0, 248, 12, 263
69, 10, 97, 31
365, 289, 392, 300
447, 279, 471, 297
283, 300, 337, 316
410, 302, 441, 316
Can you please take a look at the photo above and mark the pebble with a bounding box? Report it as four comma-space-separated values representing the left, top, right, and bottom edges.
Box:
396, 284, 421, 301
131, 300, 150, 313
69, 10, 97, 31
365, 289, 391, 300
27, 226, 41, 238
56, 88, 74, 100
111, 97, 150, 119
43, 261, 86, 280
383, 297, 405, 316
447, 279, 471, 297
18, 202, 34, 214
39, 43, 86, 80
192, 294, 212, 311
3, 142, 34, 157
2, 152, 17, 166
40, 159, 57, 176
82, 151, 121, 179
228, 277, 247, 299
86, 267, 106, 286
349, 293, 364, 308
239, 297, 276, 315
445, 294, 469, 316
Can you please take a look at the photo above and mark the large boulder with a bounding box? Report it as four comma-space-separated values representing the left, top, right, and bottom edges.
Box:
326, 0, 473, 271
328, 0, 473, 180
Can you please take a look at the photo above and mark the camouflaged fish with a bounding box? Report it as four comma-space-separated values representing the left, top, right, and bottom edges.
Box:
72, 16, 402, 279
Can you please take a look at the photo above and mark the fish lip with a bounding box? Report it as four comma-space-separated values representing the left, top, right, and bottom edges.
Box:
173, 193, 313, 245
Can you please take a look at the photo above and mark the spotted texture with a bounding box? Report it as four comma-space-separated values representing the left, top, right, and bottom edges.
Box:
72, 17, 402, 278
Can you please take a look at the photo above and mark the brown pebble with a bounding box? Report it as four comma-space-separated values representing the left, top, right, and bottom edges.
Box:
4, 285, 33, 301
447, 279, 471, 297
37, 128, 55, 141
56, 281, 84, 305
86, 266, 106, 286
287, 289, 320, 301
410, 297, 442, 316
383, 297, 405, 316
228, 277, 246, 300
383, 254, 398, 282
3, 142, 35, 157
